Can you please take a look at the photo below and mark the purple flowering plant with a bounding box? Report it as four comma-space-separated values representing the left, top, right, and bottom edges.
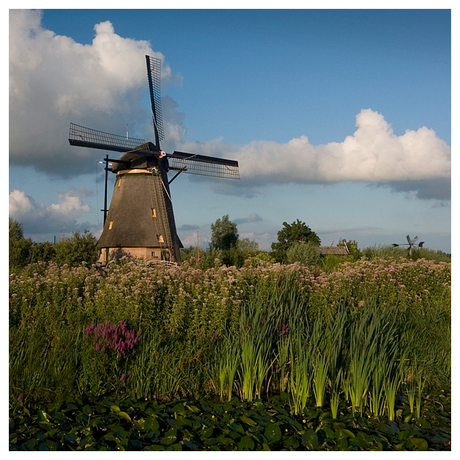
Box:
85, 320, 139, 356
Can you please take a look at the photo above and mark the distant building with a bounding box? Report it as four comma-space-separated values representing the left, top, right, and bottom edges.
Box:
318, 246, 350, 258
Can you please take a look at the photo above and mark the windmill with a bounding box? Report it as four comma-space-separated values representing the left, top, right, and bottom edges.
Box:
392, 235, 424, 257
69, 55, 239, 264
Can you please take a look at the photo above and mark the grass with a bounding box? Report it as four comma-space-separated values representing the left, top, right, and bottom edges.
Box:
9, 257, 450, 429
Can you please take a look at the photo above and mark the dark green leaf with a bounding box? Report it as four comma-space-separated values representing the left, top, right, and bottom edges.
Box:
283, 436, 299, 449
203, 437, 219, 446
229, 423, 245, 435
337, 428, 355, 438
356, 431, 374, 444
264, 423, 282, 443
82, 405, 92, 415
410, 438, 429, 450
110, 404, 120, 413
349, 436, 366, 448
417, 419, 431, 429
65, 433, 78, 444
144, 417, 159, 432
185, 404, 200, 413
302, 429, 319, 450
376, 423, 397, 436
304, 408, 319, 420
171, 403, 186, 414
145, 444, 165, 451
398, 430, 411, 441
160, 436, 177, 446
238, 435, 255, 450
199, 426, 214, 439
183, 439, 199, 450
336, 437, 348, 450
37, 410, 50, 423
323, 426, 335, 439
117, 411, 131, 423
240, 415, 257, 426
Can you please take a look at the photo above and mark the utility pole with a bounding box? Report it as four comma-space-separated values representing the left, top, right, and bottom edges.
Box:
197, 229, 200, 268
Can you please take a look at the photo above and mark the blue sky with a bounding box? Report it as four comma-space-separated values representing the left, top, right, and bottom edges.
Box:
9, 8, 452, 253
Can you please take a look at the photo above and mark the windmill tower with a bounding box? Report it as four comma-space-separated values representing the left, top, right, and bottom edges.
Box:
69, 55, 239, 264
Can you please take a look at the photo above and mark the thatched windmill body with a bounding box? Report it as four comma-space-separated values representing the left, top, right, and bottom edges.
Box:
69, 55, 239, 264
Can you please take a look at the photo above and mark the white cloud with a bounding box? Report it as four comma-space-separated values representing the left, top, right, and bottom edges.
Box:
179, 109, 451, 200
9, 10, 450, 202
9, 189, 91, 235
232, 109, 451, 184
180, 231, 211, 249
234, 213, 263, 224
9, 10, 180, 176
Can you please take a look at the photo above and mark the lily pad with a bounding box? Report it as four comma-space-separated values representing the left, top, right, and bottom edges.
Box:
144, 417, 160, 432
302, 429, 319, 450
264, 423, 282, 444
409, 437, 429, 450
238, 435, 255, 450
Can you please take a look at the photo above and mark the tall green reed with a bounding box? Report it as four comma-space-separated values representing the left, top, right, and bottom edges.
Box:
311, 319, 328, 408
289, 330, 313, 415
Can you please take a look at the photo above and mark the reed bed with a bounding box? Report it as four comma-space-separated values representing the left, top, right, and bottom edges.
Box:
9, 257, 450, 419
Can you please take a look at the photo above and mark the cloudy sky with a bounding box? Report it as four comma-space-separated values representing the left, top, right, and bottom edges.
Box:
9, 8, 451, 252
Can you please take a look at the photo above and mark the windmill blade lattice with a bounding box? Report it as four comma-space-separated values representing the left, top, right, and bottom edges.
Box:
146, 55, 165, 149
69, 123, 145, 153
168, 151, 240, 179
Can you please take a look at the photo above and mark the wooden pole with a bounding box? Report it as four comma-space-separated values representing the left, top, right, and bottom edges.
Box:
197, 229, 200, 268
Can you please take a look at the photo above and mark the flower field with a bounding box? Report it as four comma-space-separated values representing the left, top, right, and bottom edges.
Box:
9, 257, 451, 450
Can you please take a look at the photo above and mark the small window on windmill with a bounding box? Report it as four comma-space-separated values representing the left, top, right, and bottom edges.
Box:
117, 176, 121, 187
151, 251, 155, 257
151, 208, 157, 218
109, 221, 113, 229
158, 235, 164, 243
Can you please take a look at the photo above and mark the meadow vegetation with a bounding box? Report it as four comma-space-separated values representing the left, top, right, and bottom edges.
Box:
9, 217, 451, 450
9, 252, 450, 450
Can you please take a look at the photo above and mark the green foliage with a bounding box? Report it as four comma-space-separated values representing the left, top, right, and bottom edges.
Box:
271, 220, 321, 263
9, 258, 450, 421
54, 230, 99, 266
321, 254, 354, 273
29, 241, 56, 264
362, 244, 450, 263
182, 238, 261, 269
9, 218, 100, 269
286, 241, 321, 266
9, 218, 33, 271
9, 391, 450, 451
211, 215, 239, 251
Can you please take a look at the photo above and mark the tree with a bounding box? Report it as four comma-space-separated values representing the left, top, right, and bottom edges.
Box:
29, 241, 56, 264
271, 219, 321, 263
54, 230, 99, 266
9, 218, 32, 271
210, 215, 239, 251
286, 240, 321, 266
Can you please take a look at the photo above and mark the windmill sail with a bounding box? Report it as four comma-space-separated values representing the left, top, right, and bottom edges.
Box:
69, 123, 145, 153
146, 55, 164, 149
168, 152, 240, 179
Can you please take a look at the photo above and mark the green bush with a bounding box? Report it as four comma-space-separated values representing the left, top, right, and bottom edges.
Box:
286, 241, 321, 266
9, 258, 450, 412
